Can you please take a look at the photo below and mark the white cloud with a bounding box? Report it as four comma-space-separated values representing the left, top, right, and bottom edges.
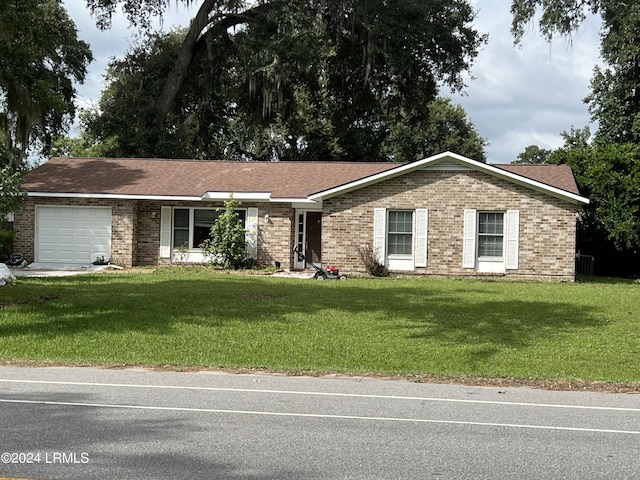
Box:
451, 4, 602, 163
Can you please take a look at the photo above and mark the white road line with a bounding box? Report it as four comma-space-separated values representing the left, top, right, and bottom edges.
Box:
1, 397, 639, 436
0, 378, 638, 412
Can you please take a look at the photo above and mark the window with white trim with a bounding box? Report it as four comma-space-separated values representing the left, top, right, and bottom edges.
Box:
373, 208, 428, 270
173, 208, 247, 249
462, 209, 519, 271
478, 212, 504, 259
387, 210, 413, 256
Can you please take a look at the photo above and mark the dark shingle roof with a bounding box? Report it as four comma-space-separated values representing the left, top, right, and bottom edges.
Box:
22, 157, 582, 199
495, 164, 580, 195
22, 157, 399, 199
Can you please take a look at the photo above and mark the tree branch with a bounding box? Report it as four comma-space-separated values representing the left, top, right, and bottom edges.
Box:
156, 0, 286, 116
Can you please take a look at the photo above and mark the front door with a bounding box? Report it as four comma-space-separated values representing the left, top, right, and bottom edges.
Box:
305, 212, 322, 265
294, 211, 322, 269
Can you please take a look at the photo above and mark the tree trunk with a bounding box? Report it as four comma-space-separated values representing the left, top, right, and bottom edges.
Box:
155, 0, 219, 116
156, 0, 286, 116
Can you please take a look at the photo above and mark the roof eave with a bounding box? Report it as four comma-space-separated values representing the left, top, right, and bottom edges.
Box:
25, 192, 203, 201
26, 190, 323, 205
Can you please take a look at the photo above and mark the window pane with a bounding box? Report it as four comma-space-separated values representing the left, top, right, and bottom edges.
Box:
478, 212, 504, 257
479, 213, 503, 235
173, 209, 190, 248
174, 209, 189, 228
478, 236, 503, 257
388, 211, 413, 255
173, 229, 190, 249
388, 233, 413, 255
193, 209, 218, 247
388, 211, 413, 233
194, 209, 219, 227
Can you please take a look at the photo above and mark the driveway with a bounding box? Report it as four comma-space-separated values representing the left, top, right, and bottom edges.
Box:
9, 263, 116, 277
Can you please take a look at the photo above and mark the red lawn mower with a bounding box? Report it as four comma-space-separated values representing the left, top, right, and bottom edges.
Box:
293, 246, 347, 280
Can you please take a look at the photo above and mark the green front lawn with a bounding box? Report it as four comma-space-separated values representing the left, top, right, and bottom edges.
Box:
1, 268, 639, 385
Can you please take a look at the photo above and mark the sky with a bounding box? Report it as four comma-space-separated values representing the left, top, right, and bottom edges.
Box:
64, 0, 603, 164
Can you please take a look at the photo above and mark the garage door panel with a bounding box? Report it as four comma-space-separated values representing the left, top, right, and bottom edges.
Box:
36, 206, 112, 264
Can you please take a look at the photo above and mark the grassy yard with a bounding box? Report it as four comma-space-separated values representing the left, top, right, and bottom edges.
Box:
0, 268, 639, 386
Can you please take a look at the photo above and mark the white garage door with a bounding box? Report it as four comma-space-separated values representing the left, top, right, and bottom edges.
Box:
36, 206, 112, 264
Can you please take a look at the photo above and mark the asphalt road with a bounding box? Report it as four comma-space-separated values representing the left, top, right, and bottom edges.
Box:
0, 366, 639, 479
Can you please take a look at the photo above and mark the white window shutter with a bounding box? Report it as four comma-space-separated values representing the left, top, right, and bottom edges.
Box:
414, 209, 428, 267
373, 208, 387, 264
246, 207, 259, 259
159, 206, 172, 259
462, 209, 477, 269
505, 210, 520, 270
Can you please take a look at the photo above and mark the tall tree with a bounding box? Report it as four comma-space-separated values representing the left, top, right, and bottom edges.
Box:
81, 3, 487, 162
0, 0, 93, 167
586, 3, 640, 144
85, 0, 483, 117
80, 30, 487, 161
552, 135, 640, 251
382, 97, 487, 162
514, 144, 553, 164
50, 109, 119, 158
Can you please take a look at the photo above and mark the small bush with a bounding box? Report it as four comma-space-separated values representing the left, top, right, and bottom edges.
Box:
200, 198, 246, 270
358, 243, 389, 277
0, 229, 13, 261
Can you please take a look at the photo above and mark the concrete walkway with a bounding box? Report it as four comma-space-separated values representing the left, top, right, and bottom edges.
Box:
7, 263, 317, 279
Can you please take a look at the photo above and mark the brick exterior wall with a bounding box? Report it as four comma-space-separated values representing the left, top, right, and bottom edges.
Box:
11, 199, 34, 261
135, 200, 163, 265
257, 204, 295, 269
132, 201, 295, 268
13, 168, 580, 280
321, 169, 579, 281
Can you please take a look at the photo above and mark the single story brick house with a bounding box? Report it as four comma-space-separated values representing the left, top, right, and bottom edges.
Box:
15, 152, 589, 281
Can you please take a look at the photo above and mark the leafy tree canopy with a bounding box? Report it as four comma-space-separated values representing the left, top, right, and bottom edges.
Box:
79, 11, 487, 162
551, 132, 640, 251
0, 165, 26, 219
50, 110, 118, 158
0, 0, 93, 167
513, 144, 553, 164
79, 0, 486, 162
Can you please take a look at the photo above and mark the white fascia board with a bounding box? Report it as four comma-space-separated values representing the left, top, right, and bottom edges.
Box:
26, 191, 324, 206
308, 151, 590, 205
26, 192, 202, 201
201, 192, 272, 202
288, 200, 322, 209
